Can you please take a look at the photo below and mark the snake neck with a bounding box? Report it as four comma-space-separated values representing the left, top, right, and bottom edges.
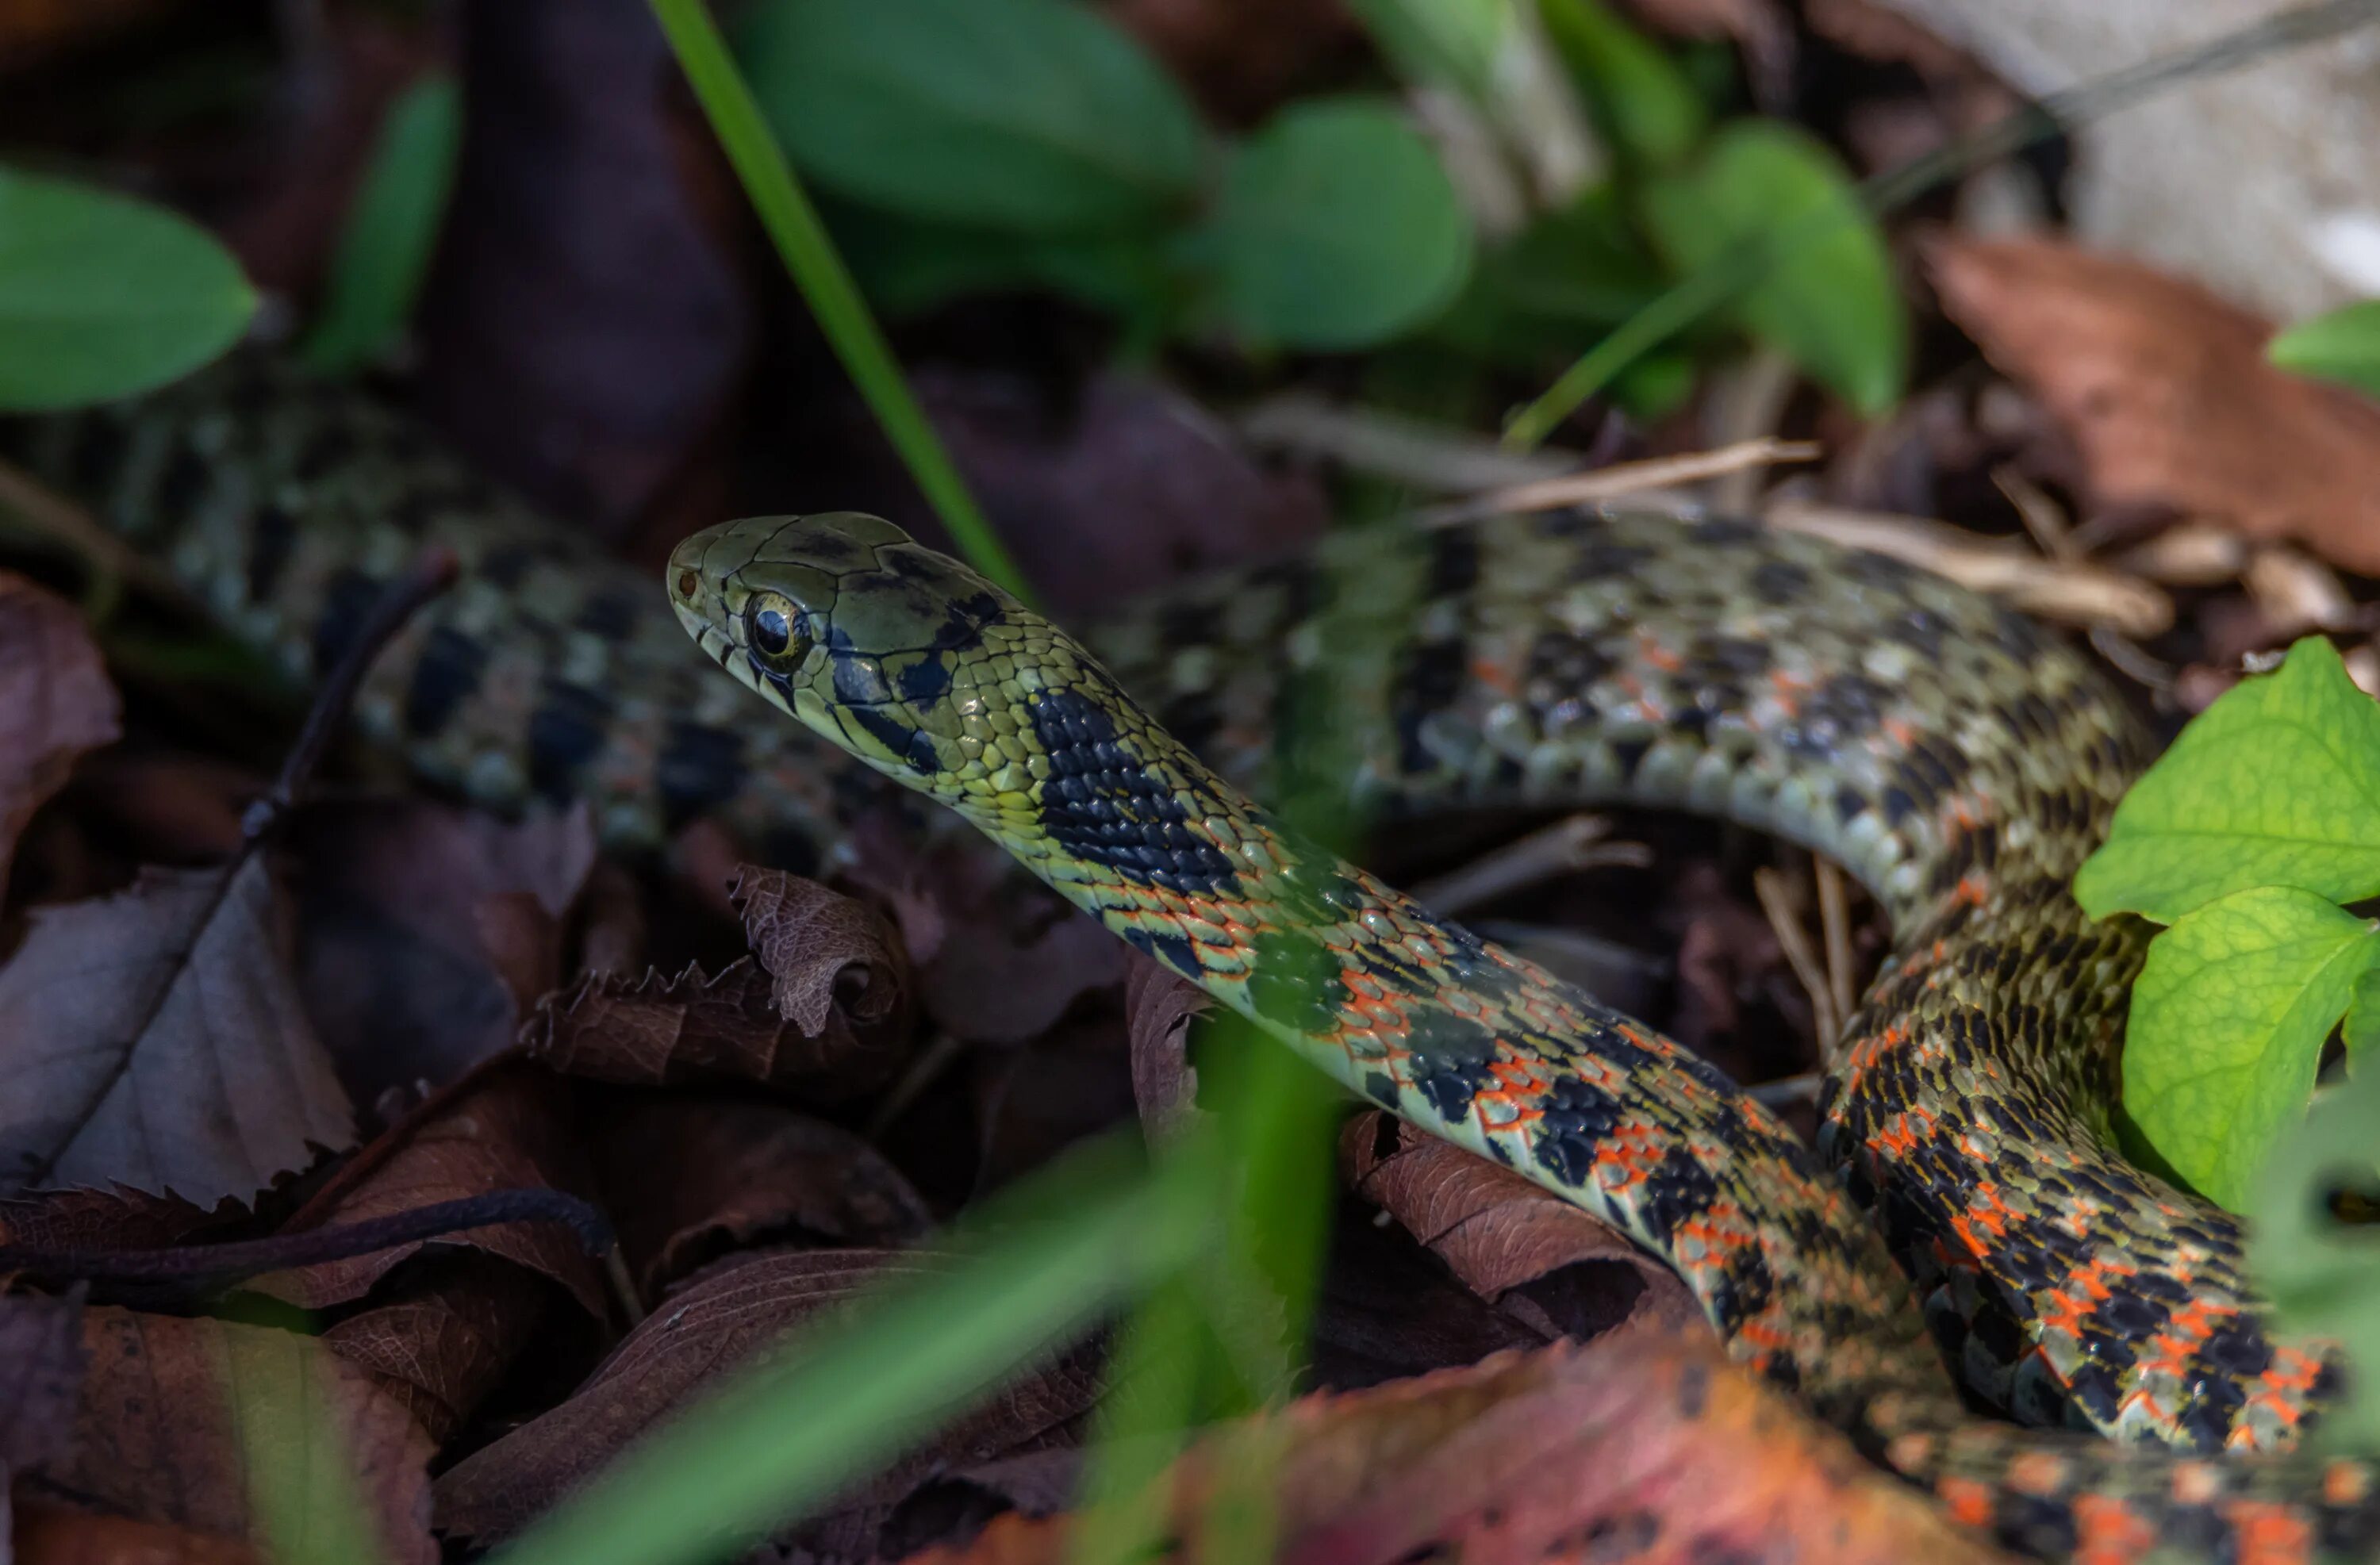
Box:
977, 650, 1955, 1425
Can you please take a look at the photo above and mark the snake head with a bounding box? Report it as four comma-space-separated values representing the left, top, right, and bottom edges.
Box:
667, 513, 1029, 782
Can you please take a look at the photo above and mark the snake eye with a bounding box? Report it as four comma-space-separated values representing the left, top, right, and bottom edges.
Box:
676, 569, 700, 600
746, 593, 805, 661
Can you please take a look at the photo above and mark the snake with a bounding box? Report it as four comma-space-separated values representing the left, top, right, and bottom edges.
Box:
3, 353, 2375, 1561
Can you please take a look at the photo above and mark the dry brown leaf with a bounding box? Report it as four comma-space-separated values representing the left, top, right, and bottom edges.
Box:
1929, 236, 2380, 574
0, 573, 120, 894
0, 1287, 86, 1473
527, 955, 906, 1095
28, 1307, 436, 1565
731, 868, 910, 1036
282, 799, 597, 1100
0, 858, 353, 1203
904, 1328, 2010, 1565
593, 1095, 931, 1297
1124, 960, 1207, 1142
434, 1249, 1100, 1556
244, 1057, 604, 1317
0, 1187, 245, 1253
322, 1262, 556, 1443
11, 1502, 263, 1565
1343, 1115, 1705, 1343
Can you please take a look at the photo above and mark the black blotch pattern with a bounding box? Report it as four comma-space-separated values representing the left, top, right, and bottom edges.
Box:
896, 655, 953, 704
845, 701, 942, 774
403, 625, 488, 738
1031, 685, 1240, 897
1121, 923, 1199, 979
656, 720, 748, 829
527, 681, 613, 800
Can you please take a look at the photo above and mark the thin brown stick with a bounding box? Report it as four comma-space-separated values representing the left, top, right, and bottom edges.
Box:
1753, 865, 1838, 1050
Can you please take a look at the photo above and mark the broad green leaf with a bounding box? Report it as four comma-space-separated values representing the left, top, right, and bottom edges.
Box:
1194, 98, 1474, 351
1428, 187, 1664, 366
1537, 0, 1704, 167
828, 201, 1177, 327
1637, 120, 1905, 413
2267, 298, 2380, 399
2249, 1062, 2380, 1454
2076, 637, 2380, 923
0, 165, 256, 411
299, 72, 462, 376
2124, 885, 2378, 1213
735, 0, 1207, 236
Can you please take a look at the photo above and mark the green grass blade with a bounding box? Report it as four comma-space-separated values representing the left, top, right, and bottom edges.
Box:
647, 0, 1031, 601
492, 1137, 1204, 1565
297, 72, 462, 376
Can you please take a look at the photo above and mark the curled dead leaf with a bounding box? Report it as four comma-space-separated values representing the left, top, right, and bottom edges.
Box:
1342, 1114, 1705, 1343
730, 867, 910, 1035
0, 573, 120, 895
0, 858, 353, 1205
1929, 236, 2380, 575
526, 955, 907, 1095
593, 1095, 932, 1298
1125, 960, 1208, 1143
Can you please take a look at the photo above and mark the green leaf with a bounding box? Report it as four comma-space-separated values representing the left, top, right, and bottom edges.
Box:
2123, 885, 2378, 1213
2346, 966, 2380, 1072
1537, 0, 1704, 167
1193, 98, 1474, 351
298, 72, 463, 375
0, 165, 256, 411
735, 0, 1207, 236
2249, 1062, 2380, 1454
2076, 637, 2380, 923
1344, 0, 1514, 102
827, 201, 1177, 325
1637, 120, 1904, 413
2268, 299, 2380, 399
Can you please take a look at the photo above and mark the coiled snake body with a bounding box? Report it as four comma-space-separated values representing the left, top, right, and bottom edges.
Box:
8, 358, 2376, 1560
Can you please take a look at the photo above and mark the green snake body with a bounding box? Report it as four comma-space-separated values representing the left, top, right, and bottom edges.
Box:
8, 357, 2376, 1561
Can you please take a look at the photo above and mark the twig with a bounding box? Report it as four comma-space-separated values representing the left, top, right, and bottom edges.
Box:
1425, 437, 1821, 527
241, 547, 459, 842
1815, 856, 1855, 1053
1408, 815, 1652, 915
1763, 499, 2174, 636
1238, 393, 1577, 493
1749, 1072, 1823, 1111
1753, 865, 1838, 1050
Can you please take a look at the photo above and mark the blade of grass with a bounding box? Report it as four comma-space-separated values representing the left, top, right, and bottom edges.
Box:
647, 0, 1031, 601
1503, 0, 2380, 449
492, 1135, 1206, 1565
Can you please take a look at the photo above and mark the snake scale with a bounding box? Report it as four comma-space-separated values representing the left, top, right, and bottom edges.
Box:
3, 353, 2374, 1562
